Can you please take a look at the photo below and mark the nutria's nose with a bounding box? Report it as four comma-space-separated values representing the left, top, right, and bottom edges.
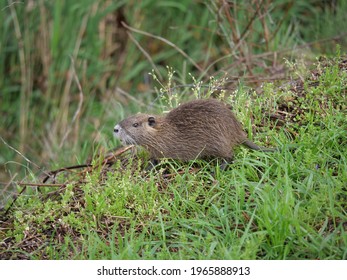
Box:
114, 124, 120, 134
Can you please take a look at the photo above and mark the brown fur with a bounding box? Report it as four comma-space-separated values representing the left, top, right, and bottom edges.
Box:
114, 99, 274, 161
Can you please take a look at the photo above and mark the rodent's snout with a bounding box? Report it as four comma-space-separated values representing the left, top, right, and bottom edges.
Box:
113, 124, 135, 145
113, 124, 121, 135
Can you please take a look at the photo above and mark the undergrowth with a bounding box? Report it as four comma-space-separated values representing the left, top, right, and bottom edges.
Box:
2, 0, 347, 181
1, 55, 346, 260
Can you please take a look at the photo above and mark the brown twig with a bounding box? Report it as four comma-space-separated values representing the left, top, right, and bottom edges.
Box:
269, 1, 293, 43
42, 164, 91, 183
4, 145, 133, 215
0, 136, 50, 177
126, 31, 162, 80
236, 0, 265, 47
59, 56, 85, 148
8, 0, 29, 154
42, 145, 134, 183
114, 87, 149, 107
213, 32, 347, 77
221, 0, 253, 75
58, 11, 89, 148
122, 21, 204, 74
16, 182, 65, 187
4, 183, 27, 216
256, 0, 270, 51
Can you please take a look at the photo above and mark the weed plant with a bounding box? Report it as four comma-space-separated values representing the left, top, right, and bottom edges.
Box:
1, 55, 346, 259
1, 1, 347, 178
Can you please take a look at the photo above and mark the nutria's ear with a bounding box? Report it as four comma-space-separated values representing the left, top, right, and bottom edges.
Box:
148, 116, 156, 127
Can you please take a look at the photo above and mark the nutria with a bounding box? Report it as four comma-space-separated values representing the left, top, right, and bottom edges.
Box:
114, 99, 276, 162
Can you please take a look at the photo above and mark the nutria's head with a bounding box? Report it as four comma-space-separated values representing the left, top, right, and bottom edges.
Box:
114, 113, 162, 146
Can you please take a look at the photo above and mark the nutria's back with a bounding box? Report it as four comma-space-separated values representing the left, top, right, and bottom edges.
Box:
114, 99, 250, 161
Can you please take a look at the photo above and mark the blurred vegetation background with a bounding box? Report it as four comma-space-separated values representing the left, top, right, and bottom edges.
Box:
1, 0, 347, 185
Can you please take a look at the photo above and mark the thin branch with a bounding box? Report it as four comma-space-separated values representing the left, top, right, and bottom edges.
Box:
122, 21, 204, 74
4, 184, 26, 215
16, 182, 65, 187
126, 31, 162, 80
42, 164, 91, 183
0, 136, 50, 177
222, 0, 253, 75
8, 0, 29, 153
236, 0, 265, 46
213, 32, 347, 77
59, 57, 84, 148
2, 1, 23, 11
0, 174, 18, 211
115, 87, 149, 107
59, 11, 89, 148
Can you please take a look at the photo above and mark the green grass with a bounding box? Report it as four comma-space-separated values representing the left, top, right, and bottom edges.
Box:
1, 54, 346, 259
1, 1, 347, 260
1, 0, 347, 173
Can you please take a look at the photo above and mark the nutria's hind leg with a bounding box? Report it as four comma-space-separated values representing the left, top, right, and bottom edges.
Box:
145, 158, 159, 171
209, 156, 233, 171
220, 157, 233, 170
218, 149, 234, 170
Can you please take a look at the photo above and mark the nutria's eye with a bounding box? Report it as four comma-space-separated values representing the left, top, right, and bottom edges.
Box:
132, 123, 139, 127
148, 117, 156, 127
